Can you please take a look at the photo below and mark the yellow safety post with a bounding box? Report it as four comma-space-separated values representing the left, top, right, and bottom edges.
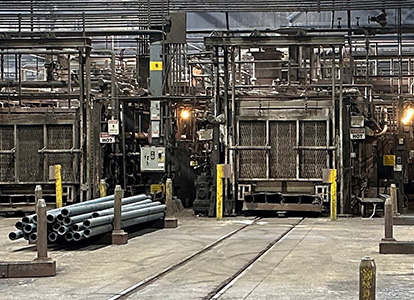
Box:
359, 257, 376, 300
216, 164, 224, 221
165, 178, 173, 217
54, 165, 62, 208
329, 169, 337, 221
99, 179, 107, 197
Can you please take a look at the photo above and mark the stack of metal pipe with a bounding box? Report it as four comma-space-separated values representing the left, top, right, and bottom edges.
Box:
9, 194, 166, 244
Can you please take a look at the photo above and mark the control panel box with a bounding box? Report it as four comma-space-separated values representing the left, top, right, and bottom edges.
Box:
140, 146, 166, 172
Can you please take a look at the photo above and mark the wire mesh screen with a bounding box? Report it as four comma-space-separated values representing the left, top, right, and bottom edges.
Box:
239, 121, 266, 178
299, 121, 328, 178
269, 121, 297, 178
239, 150, 267, 178
239, 121, 266, 146
0, 126, 15, 182
17, 126, 44, 182
47, 125, 74, 182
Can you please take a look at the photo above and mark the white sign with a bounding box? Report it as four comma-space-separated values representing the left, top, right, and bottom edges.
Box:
151, 121, 160, 138
100, 132, 115, 144
350, 128, 365, 140
108, 119, 119, 135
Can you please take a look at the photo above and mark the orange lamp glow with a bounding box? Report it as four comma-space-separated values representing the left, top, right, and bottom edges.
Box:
180, 110, 191, 120
402, 108, 414, 125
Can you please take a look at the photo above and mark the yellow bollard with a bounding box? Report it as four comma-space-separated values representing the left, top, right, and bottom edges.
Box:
99, 179, 107, 197
329, 169, 337, 221
54, 165, 62, 208
359, 257, 376, 300
216, 164, 224, 221
165, 178, 173, 217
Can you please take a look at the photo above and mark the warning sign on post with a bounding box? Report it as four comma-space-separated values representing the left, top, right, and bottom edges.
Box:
383, 155, 395, 166
150, 61, 163, 71
100, 132, 115, 144
108, 120, 119, 135
350, 128, 365, 140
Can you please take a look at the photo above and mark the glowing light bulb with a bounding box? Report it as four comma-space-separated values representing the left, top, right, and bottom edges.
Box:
402, 108, 414, 125
180, 110, 190, 120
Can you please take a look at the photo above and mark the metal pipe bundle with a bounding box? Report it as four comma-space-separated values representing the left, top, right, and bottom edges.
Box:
60, 194, 149, 217
91, 200, 153, 218
9, 193, 165, 245
83, 202, 164, 228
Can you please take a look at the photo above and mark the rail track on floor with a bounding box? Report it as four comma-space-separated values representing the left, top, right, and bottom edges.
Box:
108, 217, 305, 300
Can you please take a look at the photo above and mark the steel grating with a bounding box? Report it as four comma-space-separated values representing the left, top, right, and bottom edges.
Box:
47, 125, 74, 182
239, 150, 267, 178
238, 120, 329, 180
269, 121, 297, 179
299, 121, 328, 178
17, 126, 44, 182
239, 121, 266, 146
0, 126, 15, 182
239, 121, 266, 178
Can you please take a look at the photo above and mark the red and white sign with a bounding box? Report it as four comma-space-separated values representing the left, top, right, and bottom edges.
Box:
100, 132, 115, 144
108, 119, 119, 135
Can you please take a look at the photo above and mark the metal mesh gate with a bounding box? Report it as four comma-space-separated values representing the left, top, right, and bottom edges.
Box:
269, 121, 297, 178
0, 126, 15, 182
238, 120, 329, 180
18, 126, 44, 182
299, 121, 328, 178
239, 122, 266, 178
0, 123, 77, 183
47, 125, 74, 182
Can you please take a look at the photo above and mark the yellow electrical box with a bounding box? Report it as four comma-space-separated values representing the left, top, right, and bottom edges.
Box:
150, 184, 164, 194
150, 61, 163, 71
383, 155, 395, 166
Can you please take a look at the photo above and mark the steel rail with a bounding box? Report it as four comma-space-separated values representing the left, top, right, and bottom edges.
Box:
107, 217, 262, 300
203, 218, 305, 300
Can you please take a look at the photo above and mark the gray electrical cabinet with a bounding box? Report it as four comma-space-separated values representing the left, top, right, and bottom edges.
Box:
140, 146, 166, 172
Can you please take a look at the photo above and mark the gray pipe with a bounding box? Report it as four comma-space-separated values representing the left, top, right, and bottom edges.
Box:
9, 230, 24, 240
48, 232, 58, 243
39, 195, 117, 224
91, 200, 154, 217
15, 221, 23, 230
87, 202, 161, 224
58, 225, 70, 236
22, 215, 36, 224
73, 231, 84, 242
52, 223, 62, 232
83, 224, 113, 238
23, 223, 36, 234
65, 232, 74, 242
56, 214, 65, 223
122, 205, 166, 221
46, 214, 57, 224
61, 194, 149, 217
63, 211, 94, 226
121, 213, 165, 228
71, 222, 86, 232
84, 203, 164, 228
29, 233, 37, 243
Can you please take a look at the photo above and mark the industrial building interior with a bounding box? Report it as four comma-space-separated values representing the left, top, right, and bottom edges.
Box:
1, 1, 414, 299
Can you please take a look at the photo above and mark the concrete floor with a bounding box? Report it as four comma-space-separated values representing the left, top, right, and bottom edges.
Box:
0, 211, 413, 299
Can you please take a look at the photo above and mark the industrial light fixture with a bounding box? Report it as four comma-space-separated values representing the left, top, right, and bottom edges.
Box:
402, 107, 414, 125
180, 109, 191, 120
